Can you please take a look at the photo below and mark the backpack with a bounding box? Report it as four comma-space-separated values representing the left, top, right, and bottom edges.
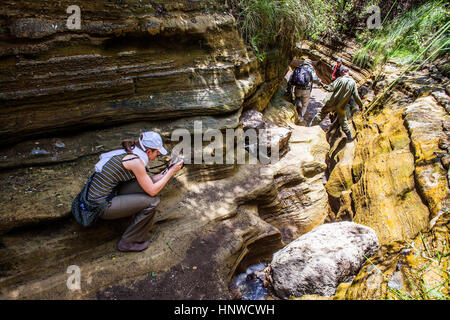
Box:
291, 65, 312, 88
71, 174, 111, 227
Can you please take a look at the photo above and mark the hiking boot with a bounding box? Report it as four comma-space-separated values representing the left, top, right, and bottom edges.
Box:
297, 117, 308, 127
309, 117, 319, 127
346, 132, 358, 142
301, 107, 307, 118
117, 239, 150, 252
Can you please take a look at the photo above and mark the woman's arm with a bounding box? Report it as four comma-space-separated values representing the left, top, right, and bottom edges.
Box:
123, 157, 183, 196
151, 168, 169, 183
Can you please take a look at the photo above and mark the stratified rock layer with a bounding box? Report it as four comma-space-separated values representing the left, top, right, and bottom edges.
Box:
403, 95, 450, 220
0, 0, 286, 146
323, 61, 450, 300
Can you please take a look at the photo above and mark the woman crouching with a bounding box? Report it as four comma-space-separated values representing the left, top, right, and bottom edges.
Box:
71, 131, 183, 252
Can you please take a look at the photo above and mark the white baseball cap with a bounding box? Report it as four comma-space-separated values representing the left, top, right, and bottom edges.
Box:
139, 131, 168, 155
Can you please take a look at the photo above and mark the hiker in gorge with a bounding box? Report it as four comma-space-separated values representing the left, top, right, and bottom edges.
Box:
286, 58, 325, 119
71, 131, 184, 252
309, 66, 363, 142
331, 57, 344, 81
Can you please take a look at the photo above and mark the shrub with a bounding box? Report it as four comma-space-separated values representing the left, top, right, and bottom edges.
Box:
353, 0, 449, 68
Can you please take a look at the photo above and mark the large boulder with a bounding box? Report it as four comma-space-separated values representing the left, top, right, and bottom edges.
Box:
271, 221, 379, 298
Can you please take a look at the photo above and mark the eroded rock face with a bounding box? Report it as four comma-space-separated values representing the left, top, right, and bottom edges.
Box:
321, 60, 450, 299
0, 0, 287, 146
350, 107, 430, 244
271, 221, 379, 298
403, 95, 450, 220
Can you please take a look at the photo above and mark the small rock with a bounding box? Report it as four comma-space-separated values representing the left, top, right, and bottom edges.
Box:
241, 109, 265, 131
387, 271, 404, 290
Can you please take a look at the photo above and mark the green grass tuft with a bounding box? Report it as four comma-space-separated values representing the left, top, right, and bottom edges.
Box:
353, 0, 450, 69
230, 0, 341, 57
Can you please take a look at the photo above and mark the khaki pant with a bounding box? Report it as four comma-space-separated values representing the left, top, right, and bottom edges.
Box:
294, 87, 311, 117
101, 179, 160, 243
310, 104, 353, 139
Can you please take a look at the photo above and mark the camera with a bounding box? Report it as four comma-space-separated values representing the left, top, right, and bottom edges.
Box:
149, 153, 187, 173
165, 155, 185, 170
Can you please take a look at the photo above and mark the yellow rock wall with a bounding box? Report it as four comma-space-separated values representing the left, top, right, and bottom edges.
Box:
326, 63, 449, 300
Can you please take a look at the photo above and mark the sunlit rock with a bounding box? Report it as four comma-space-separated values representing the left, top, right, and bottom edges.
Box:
271, 221, 379, 298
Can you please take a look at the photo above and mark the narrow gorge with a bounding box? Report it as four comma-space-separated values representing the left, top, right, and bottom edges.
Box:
0, 0, 448, 300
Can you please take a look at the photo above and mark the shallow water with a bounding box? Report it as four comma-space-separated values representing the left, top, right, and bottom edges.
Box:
230, 263, 269, 300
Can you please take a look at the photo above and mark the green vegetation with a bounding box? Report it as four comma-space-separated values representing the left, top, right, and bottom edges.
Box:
387, 237, 449, 300
364, 19, 450, 115
363, 234, 449, 300
353, 0, 450, 69
229, 0, 356, 59
231, 0, 448, 67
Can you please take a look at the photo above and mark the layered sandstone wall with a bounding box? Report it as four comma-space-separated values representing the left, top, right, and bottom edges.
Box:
320, 58, 450, 299
0, 1, 333, 300
0, 0, 285, 146
0, 0, 288, 234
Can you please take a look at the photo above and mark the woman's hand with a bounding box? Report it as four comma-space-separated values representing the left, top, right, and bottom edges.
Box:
170, 159, 184, 174
124, 156, 175, 197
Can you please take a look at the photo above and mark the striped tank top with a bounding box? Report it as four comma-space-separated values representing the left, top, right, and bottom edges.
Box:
87, 154, 135, 202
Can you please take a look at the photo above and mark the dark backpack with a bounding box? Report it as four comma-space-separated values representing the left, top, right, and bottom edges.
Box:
291, 65, 312, 88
